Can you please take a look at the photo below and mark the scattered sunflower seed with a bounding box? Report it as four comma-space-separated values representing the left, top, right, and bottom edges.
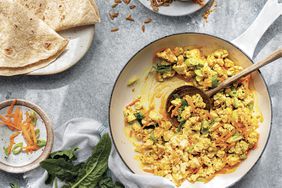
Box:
115, 0, 122, 3
123, 0, 131, 5
111, 27, 119, 32
109, 12, 119, 20
129, 4, 136, 9
126, 14, 134, 21
112, 3, 118, 8
144, 18, 152, 24
141, 24, 145, 32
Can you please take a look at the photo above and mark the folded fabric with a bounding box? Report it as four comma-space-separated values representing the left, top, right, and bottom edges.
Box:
24, 118, 175, 188
16, 0, 100, 31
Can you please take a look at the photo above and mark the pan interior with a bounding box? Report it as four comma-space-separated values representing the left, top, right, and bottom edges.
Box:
110, 33, 272, 187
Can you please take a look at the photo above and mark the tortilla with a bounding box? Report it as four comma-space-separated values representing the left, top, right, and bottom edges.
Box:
17, 0, 100, 31
0, 0, 68, 76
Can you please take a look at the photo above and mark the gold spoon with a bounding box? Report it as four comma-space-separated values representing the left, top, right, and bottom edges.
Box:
166, 49, 282, 112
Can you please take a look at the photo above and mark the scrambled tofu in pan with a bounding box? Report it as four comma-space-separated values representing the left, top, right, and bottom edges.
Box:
124, 47, 263, 186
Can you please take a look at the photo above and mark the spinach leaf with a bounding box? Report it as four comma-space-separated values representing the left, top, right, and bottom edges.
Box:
50, 147, 79, 161
66, 134, 112, 188
155, 64, 172, 73
98, 175, 124, 188
143, 123, 159, 130
40, 158, 84, 184
134, 112, 144, 126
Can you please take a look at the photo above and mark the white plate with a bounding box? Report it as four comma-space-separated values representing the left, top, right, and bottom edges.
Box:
0, 99, 53, 173
28, 26, 95, 76
138, 0, 210, 16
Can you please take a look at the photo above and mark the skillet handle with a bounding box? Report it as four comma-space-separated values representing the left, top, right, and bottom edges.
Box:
232, 0, 281, 58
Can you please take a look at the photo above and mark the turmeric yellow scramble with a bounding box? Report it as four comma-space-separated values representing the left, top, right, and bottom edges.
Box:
124, 47, 263, 186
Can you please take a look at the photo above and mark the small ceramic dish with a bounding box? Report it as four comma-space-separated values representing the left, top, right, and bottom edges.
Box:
138, 0, 210, 16
0, 99, 53, 173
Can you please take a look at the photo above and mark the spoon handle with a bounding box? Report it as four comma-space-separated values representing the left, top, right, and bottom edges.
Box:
206, 49, 282, 97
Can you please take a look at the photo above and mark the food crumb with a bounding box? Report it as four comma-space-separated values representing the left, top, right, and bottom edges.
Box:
109, 12, 119, 20
127, 76, 139, 86
111, 27, 119, 32
202, 0, 217, 22
123, 0, 131, 4
126, 14, 134, 22
144, 18, 152, 24
141, 24, 145, 32
114, 0, 122, 3
129, 4, 136, 9
112, 3, 118, 8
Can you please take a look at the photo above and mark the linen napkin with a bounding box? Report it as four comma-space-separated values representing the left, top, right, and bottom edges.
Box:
23, 118, 175, 188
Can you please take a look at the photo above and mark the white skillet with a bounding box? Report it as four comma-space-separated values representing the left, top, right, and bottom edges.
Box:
109, 0, 282, 187
138, 0, 210, 16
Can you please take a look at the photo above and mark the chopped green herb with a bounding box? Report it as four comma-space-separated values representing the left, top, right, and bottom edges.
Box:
154, 64, 172, 73
37, 140, 47, 147
12, 142, 23, 155
200, 120, 209, 134
177, 121, 186, 132
134, 112, 144, 126
211, 75, 219, 88
4, 147, 9, 156
35, 129, 40, 139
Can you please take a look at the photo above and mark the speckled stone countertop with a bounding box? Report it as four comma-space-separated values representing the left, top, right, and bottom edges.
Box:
0, 0, 281, 187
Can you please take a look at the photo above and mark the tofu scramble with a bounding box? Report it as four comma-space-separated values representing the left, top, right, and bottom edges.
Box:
123, 47, 263, 186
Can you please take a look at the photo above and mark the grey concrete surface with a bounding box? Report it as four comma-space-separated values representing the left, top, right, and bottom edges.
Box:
0, 0, 281, 187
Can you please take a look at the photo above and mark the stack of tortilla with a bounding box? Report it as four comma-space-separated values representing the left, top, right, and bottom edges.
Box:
0, 0, 100, 76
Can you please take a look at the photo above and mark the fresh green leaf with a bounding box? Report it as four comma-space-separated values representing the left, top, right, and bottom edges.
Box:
40, 158, 84, 184
66, 134, 112, 188
9, 183, 20, 188
50, 147, 79, 161
98, 176, 124, 188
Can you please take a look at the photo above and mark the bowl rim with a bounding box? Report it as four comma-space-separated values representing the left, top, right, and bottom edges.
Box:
137, 0, 211, 17
109, 32, 273, 186
0, 99, 54, 173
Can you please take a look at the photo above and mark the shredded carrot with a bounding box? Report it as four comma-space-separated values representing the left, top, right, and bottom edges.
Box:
126, 98, 140, 107
22, 124, 33, 146
7, 99, 17, 114
171, 104, 181, 118
185, 96, 195, 111
0, 115, 21, 131
7, 132, 20, 155
24, 145, 39, 153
